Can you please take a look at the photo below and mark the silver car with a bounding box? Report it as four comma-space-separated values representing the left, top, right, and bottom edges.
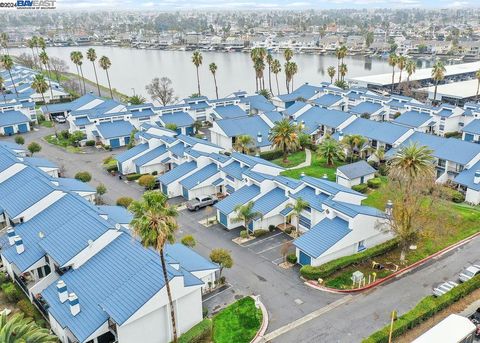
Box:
432, 281, 458, 297
459, 265, 480, 283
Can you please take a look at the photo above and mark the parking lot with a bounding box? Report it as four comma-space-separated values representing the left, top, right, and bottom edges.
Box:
239, 230, 294, 266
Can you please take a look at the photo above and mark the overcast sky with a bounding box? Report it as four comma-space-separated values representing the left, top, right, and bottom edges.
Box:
54, 0, 477, 10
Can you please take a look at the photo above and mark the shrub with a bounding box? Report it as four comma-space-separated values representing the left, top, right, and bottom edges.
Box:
287, 253, 297, 264
116, 197, 133, 208
103, 155, 115, 164
37, 114, 45, 122
181, 235, 196, 247
253, 229, 268, 237
202, 306, 209, 318
240, 230, 248, 239
74, 171, 92, 183
17, 299, 37, 318
439, 186, 465, 203
178, 318, 212, 343
444, 131, 462, 139
138, 175, 156, 189
219, 276, 226, 285
367, 177, 382, 189
268, 224, 276, 232
14, 136, 25, 145
0, 273, 8, 285
300, 239, 399, 280
60, 130, 70, 139
352, 183, 368, 193
284, 226, 293, 234
106, 164, 118, 173
151, 171, 158, 176
259, 150, 284, 161
363, 275, 480, 343
452, 191, 465, 203
126, 173, 142, 181
2, 282, 21, 302
85, 140, 95, 146
103, 145, 111, 151
378, 164, 388, 176
27, 142, 41, 156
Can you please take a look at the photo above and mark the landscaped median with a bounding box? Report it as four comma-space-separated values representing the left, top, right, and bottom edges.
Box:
177, 296, 265, 343
362, 274, 480, 343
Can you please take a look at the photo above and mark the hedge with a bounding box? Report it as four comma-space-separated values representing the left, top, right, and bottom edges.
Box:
116, 197, 133, 208
126, 173, 143, 181
363, 274, 480, 343
352, 183, 368, 193
74, 171, 92, 183
253, 229, 268, 237
259, 150, 284, 161
367, 177, 382, 189
177, 318, 212, 343
287, 253, 297, 264
17, 299, 38, 318
300, 239, 399, 280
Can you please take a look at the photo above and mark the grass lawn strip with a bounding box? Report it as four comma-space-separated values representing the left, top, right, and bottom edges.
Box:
271, 150, 306, 168
44, 134, 83, 153
280, 155, 345, 180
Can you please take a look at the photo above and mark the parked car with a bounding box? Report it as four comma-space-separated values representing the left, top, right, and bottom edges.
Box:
459, 265, 480, 283
432, 281, 458, 297
186, 195, 218, 211
54, 115, 66, 123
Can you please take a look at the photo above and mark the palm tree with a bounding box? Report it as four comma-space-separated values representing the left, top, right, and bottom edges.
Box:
287, 197, 309, 237
232, 201, 262, 238
192, 51, 203, 96
87, 48, 101, 96
233, 134, 254, 154
340, 45, 348, 65
388, 142, 435, 181
342, 134, 366, 162
254, 58, 265, 93
405, 59, 416, 83
27, 37, 37, 69
335, 47, 342, 80
266, 53, 273, 93
388, 53, 398, 93
31, 74, 49, 112
269, 119, 300, 163
318, 139, 345, 166
250, 48, 261, 91
99, 56, 113, 98
1, 32, 9, 55
70, 51, 83, 95
129, 191, 179, 343
271, 59, 281, 95
37, 37, 46, 51
0, 76, 6, 103
284, 62, 293, 93
284, 48, 293, 62
39, 50, 54, 100
396, 55, 407, 87
431, 60, 446, 105
76, 51, 86, 94
0, 312, 57, 342
1, 54, 17, 96
339, 63, 348, 82
327, 66, 336, 83
209, 62, 218, 99
289, 61, 298, 91
257, 48, 267, 89
476, 69, 480, 101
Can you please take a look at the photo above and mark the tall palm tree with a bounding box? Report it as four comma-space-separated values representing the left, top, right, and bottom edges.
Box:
476, 69, 480, 101
209, 62, 218, 99
284, 48, 293, 62
250, 47, 261, 91
327, 66, 336, 84
27, 37, 37, 69
233, 134, 254, 154
342, 134, 366, 162
339, 63, 348, 82
266, 53, 273, 93
99, 55, 113, 98
431, 60, 446, 105
37, 37, 46, 50
129, 191, 179, 343
269, 119, 300, 162
1, 54, 17, 96
39, 50, 54, 100
405, 59, 416, 83
388, 142, 435, 180
31, 74, 49, 108
340, 45, 348, 65
34, 36, 42, 71
388, 53, 398, 93
318, 139, 345, 166
0, 76, 6, 103
70, 51, 83, 95
87, 48, 101, 96
1, 32, 9, 55
232, 201, 262, 238
396, 55, 407, 87
0, 312, 57, 342
289, 61, 298, 91
257, 48, 267, 89
192, 50, 203, 96
254, 58, 265, 93
287, 197, 309, 237
271, 59, 281, 95
335, 47, 342, 80
76, 51, 86, 94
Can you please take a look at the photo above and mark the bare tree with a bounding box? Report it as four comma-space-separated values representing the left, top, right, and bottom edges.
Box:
280, 240, 292, 263
145, 77, 178, 106
16, 53, 35, 69
49, 57, 68, 83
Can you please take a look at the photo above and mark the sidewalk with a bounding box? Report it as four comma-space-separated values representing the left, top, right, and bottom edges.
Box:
286, 149, 311, 170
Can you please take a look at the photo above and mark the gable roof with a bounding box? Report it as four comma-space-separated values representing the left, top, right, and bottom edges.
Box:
215, 116, 272, 148
338, 117, 411, 145
116, 143, 150, 163
96, 121, 134, 139
157, 161, 197, 186
393, 110, 433, 128
462, 119, 480, 135
179, 163, 219, 190
337, 160, 376, 179
214, 184, 261, 215
0, 110, 30, 126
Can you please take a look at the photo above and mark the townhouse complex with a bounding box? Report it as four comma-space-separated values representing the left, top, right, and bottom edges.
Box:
0, 142, 218, 343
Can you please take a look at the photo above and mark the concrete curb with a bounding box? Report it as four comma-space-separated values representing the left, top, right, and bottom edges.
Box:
250, 295, 269, 343
304, 230, 480, 294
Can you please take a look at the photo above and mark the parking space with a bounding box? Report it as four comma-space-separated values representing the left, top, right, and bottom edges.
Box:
241, 229, 294, 265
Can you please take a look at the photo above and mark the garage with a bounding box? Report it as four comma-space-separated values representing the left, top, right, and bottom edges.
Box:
3, 126, 14, 136
124, 136, 130, 145
18, 123, 28, 133
219, 212, 228, 227
109, 138, 120, 148
182, 187, 189, 200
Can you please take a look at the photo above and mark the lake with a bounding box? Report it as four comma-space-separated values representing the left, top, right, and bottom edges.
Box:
10, 46, 433, 101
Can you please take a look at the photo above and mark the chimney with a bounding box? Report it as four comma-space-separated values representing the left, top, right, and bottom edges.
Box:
257, 132, 263, 143
300, 172, 306, 178
475, 170, 480, 184
69, 293, 80, 316
385, 200, 393, 217
14, 236, 24, 254
323, 174, 328, 179
7, 228, 15, 246
293, 119, 298, 126
338, 130, 344, 141
57, 280, 68, 303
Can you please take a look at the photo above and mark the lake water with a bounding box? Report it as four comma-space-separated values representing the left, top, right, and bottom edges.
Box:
10, 46, 432, 101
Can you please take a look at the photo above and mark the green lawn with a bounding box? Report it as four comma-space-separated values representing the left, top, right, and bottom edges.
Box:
44, 134, 83, 153
280, 154, 345, 181
39, 120, 53, 128
212, 297, 262, 343
272, 150, 306, 168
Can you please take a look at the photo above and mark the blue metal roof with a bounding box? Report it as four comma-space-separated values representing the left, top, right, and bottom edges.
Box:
158, 111, 194, 127
393, 110, 432, 128
338, 117, 411, 145
293, 217, 351, 258
291, 186, 329, 212
179, 163, 219, 190
274, 175, 302, 189
96, 121, 134, 139
213, 105, 247, 119
0, 110, 30, 126
462, 119, 480, 135
251, 187, 287, 216
165, 243, 218, 272
337, 160, 376, 179
215, 116, 272, 147
73, 117, 91, 126
25, 157, 58, 169
437, 108, 454, 118
169, 142, 186, 157
280, 207, 293, 216
283, 101, 309, 116
221, 161, 248, 180
313, 93, 342, 107
130, 108, 154, 118
214, 184, 260, 215
212, 178, 224, 186
302, 175, 363, 196
98, 205, 133, 224
323, 198, 384, 218
115, 143, 149, 163
157, 161, 197, 185
454, 160, 480, 191
296, 107, 352, 135
277, 84, 324, 103
55, 178, 95, 193
231, 152, 284, 170
350, 101, 383, 115
133, 145, 167, 167
209, 152, 230, 164
263, 111, 283, 124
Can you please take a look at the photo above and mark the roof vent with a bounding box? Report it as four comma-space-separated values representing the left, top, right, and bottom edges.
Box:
7, 228, 16, 246
57, 280, 68, 303
87, 239, 94, 247
115, 223, 121, 231
475, 170, 480, 184
38, 231, 45, 239
14, 236, 24, 254
69, 293, 80, 316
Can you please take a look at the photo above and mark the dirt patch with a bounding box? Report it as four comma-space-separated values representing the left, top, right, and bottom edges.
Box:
396, 288, 480, 342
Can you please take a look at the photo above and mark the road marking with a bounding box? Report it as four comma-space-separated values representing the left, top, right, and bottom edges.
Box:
202, 284, 232, 302
255, 241, 288, 255
242, 232, 284, 247
271, 257, 284, 265
258, 295, 354, 342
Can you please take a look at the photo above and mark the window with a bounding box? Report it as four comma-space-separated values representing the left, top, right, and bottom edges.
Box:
439, 124, 445, 131
298, 215, 311, 229
357, 240, 366, 252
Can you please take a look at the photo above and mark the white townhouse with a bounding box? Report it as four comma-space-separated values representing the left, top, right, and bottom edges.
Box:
336, 161, 376, 188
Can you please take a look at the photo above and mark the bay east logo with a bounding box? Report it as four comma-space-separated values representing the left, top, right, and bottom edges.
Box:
16, 0, 56, 9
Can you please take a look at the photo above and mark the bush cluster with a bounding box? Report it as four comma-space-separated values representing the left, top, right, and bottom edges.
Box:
253, 229, 268, 237
85, 140, 95, 146
138, 175, 156, 189
126, 173, 143, 181
259, 150, 284, 161
300, 239, 399, 280
240, 230, 248, 239
17, 299, 37, 318
438, 186, 465, 204
352, 183, 368, 193
287, 254, 297, 264
116, 197, 133, 208
74, 171, 92, 183
1, 282, 21, 302
178, 318, 212, 343
367, 177, 382, 189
